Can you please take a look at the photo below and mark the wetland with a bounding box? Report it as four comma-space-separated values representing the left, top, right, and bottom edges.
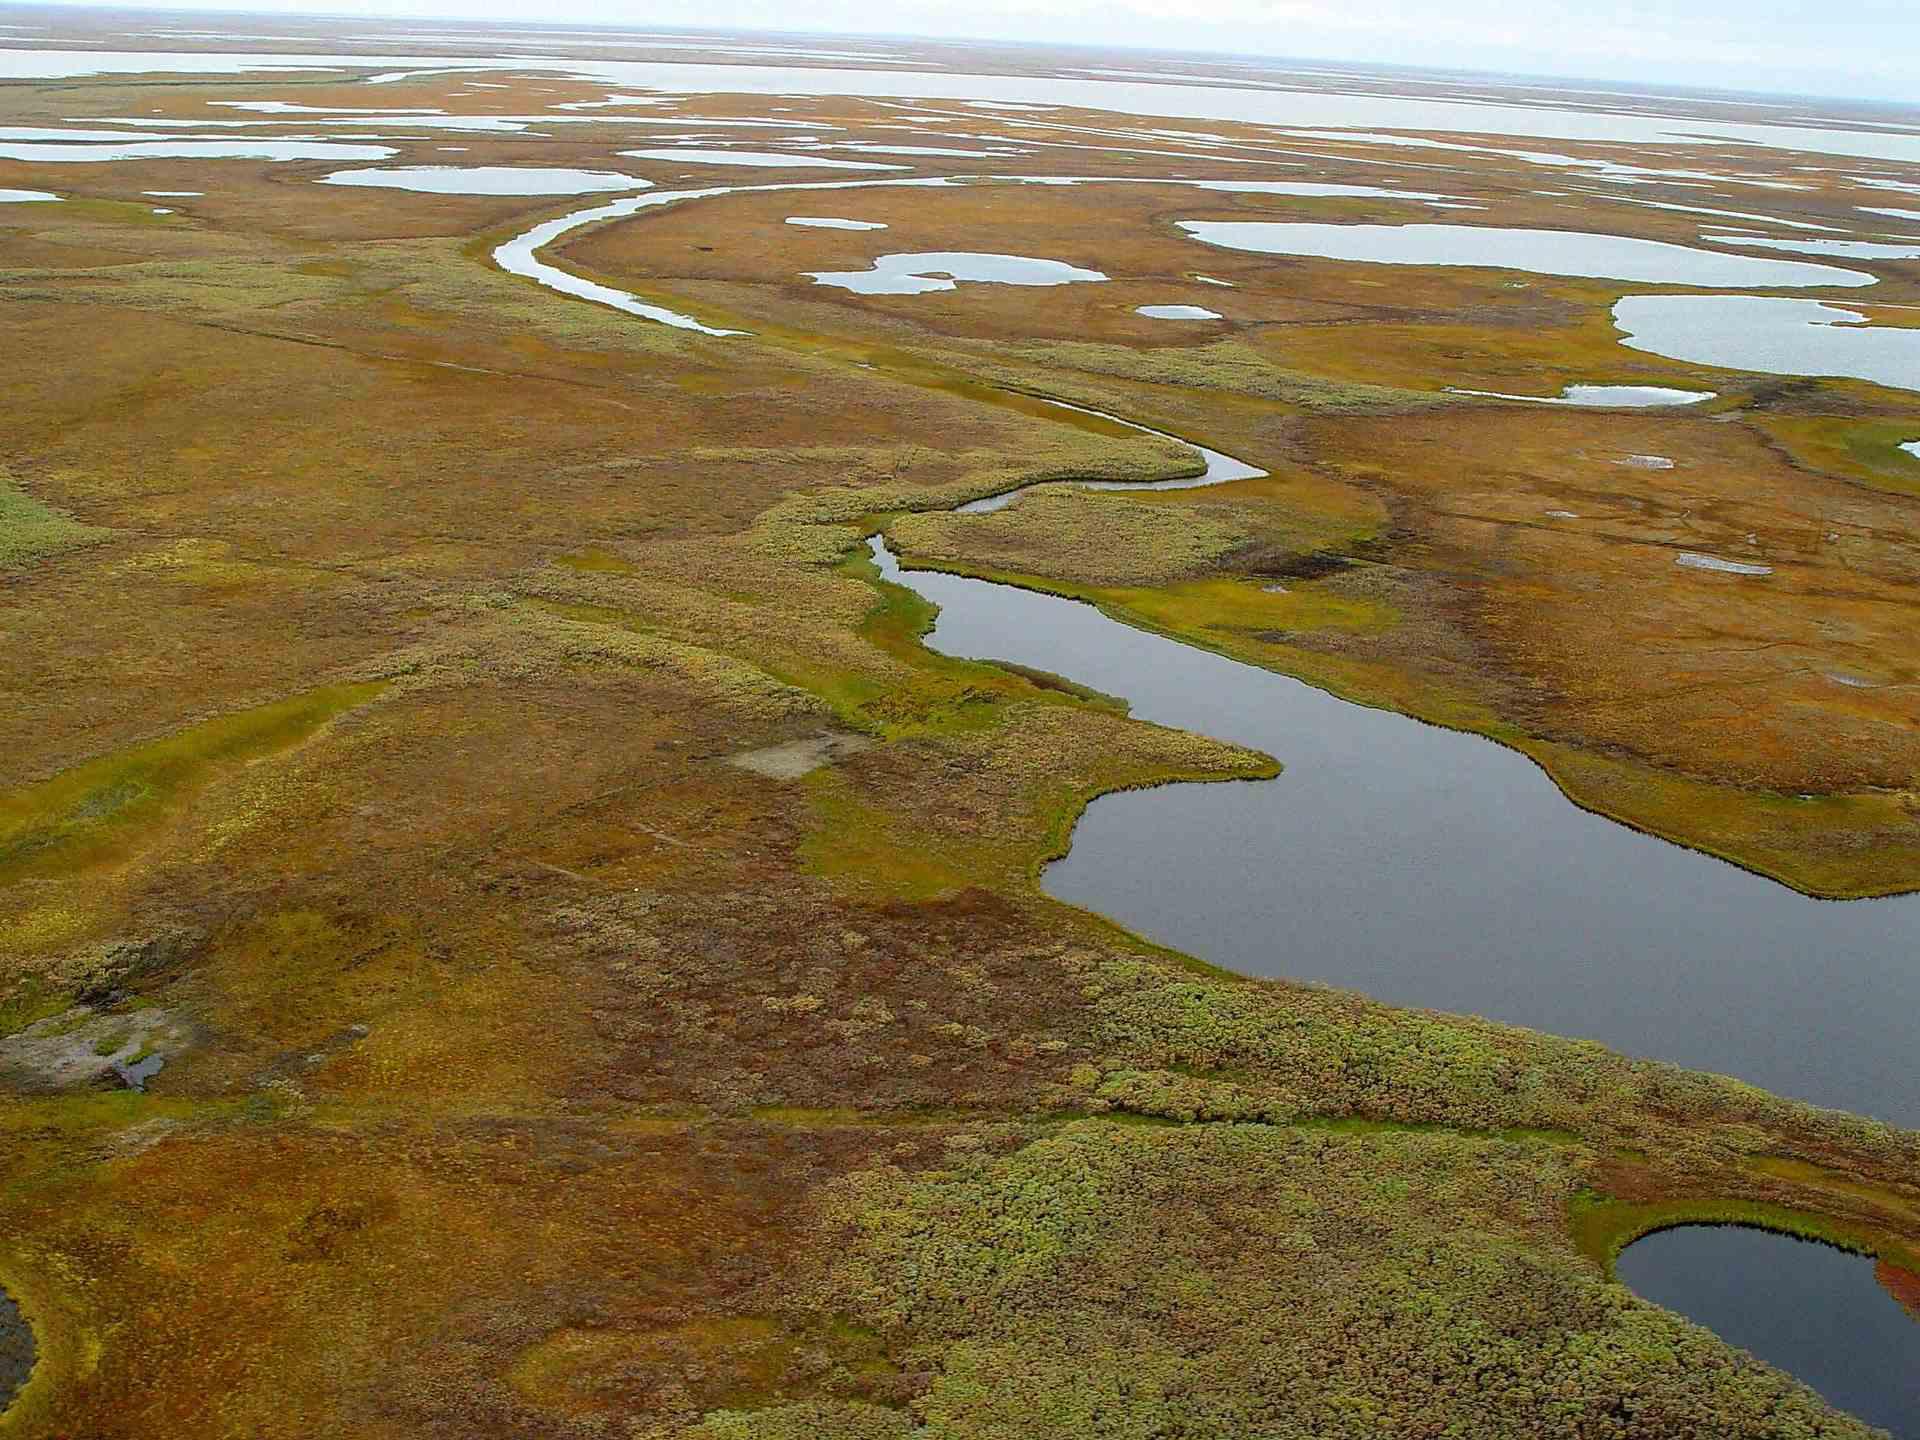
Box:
3, 14, 1919, 1438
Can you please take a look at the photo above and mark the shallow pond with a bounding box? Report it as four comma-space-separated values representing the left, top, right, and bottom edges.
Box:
869, 534, 1920, 1126
805, 251, 1108, 294
785, 215, 885, 229
1706, 231, 1920, 261
0, 138, 395, 162
318, 165, 652, 194
1449, 383, 1713, 407
1135, 303, 1223, 319
618, 147, 905, 170
1176, 221, 1875, 288
1614, 1227, 1919, 1436
1613, 295, 1920, 394
0, 187, 56, 201
1189, 179, 1453, 203
1676, 551, 1772, 575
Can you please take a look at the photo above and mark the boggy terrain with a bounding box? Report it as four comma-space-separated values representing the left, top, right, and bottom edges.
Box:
2, 16, 1920, 1438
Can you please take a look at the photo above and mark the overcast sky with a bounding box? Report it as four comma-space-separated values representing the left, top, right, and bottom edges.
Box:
35, 0, 1918, 103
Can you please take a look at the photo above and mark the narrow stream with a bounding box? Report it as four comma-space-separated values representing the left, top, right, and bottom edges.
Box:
1614, 1227, 1919, 1436
957, 396, 1265, 512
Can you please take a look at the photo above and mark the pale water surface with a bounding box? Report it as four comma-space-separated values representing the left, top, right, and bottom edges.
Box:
784, 215, 886, 229
1614, 295, 1920, 394
806, 251, 1108, 294
1449, 384, 1714, 406
1176, 221, 1876, 288
619, 147, 905, 170
318, 165, 652, 193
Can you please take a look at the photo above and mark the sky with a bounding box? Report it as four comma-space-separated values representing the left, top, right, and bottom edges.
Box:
28, 0, 1919, 104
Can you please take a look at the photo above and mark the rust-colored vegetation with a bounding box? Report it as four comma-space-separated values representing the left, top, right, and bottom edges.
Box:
2, 27, 1917, 1439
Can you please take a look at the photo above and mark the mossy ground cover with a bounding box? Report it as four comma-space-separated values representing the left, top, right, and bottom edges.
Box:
1, 44, 1917, 1440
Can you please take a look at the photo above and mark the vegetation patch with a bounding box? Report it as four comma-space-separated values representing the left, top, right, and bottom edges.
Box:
0, 682, 385, 885
0, 467, 108, 571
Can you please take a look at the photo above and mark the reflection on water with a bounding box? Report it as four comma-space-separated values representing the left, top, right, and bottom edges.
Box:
1614, 295, 1920, 394
1135, 303, 1223, 319
1705, 231, 1920, 261
1449, 383, 1714, 407
805, 251, 1108, 294
0, 138, 394, 162
1176, 220, 1876, 288
318, 165, 651, 194
785, 215, 885, 229
1615, 1226, 1919, 1437
956, 397, 1262, 513
1676, 552, 1772, 575
868, 533, 1920, 1124
618, 146, 905, 170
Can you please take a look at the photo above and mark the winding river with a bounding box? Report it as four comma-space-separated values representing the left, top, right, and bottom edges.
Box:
495, 169, 1920, 1125
488, 170, 1920, 1429
865, 533, 1920, 1125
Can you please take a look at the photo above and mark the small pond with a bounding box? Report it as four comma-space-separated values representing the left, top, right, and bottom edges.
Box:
806, 251, 1108, 294
1449, 383, 1714, 407
1615, 1226, 1918, 1436
1613, 295, 1920, 394
785, 215, 886, 229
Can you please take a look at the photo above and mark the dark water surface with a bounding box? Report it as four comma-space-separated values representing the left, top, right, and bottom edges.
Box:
1616, 1227, 1920, 1437
0, 1285, 30, 1415
870, 538, 1920, 1125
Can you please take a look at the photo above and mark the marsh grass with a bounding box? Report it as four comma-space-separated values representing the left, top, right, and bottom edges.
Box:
0, 682, 384, 883
0, 469, 108, 571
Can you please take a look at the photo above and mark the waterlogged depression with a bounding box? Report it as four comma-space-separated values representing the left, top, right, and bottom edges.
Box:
1614, 296, 1920, 394
1175, 221, 1876, 288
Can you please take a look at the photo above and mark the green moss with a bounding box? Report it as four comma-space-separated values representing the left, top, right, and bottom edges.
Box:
0, 981, 69, 1041
89, 1027, 132, 1058
789, 1121, 1878, 1438
0, 469, 109, 571
553, 547, 640, 574
974, 339, 1447, 413
0, 682, 386, 882
1569, 1191, 1920, 1278
692, 1400, 914, 1440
